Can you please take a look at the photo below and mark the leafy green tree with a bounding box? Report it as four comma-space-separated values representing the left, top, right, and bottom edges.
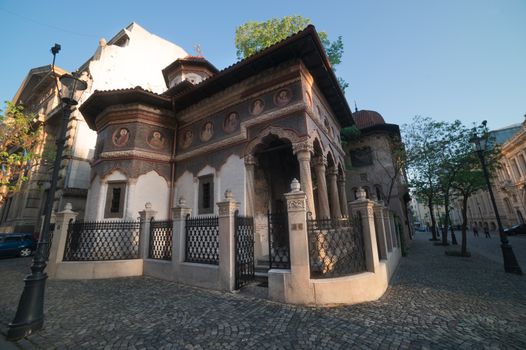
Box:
0, 101, 42, 204
403, 116, 448, 241
451, 122, 500, 256
235, 16, 348, 91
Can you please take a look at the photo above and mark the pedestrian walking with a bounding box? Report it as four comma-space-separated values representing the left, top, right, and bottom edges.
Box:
472, 224, 479, 237
483, 224, 490, 238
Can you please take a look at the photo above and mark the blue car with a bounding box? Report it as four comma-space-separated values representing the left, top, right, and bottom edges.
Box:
0, 233, 37, 257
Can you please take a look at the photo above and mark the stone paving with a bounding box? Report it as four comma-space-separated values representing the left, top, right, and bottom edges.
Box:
1, 233, 526, 349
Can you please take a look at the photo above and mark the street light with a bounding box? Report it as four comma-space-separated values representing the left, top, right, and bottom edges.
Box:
470, 128, 523, 275
7, 45, 87, 340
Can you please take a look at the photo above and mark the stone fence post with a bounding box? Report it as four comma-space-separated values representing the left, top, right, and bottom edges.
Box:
284, 179, 313, 303
382, 205, 393, 253
48, 203, 78, 279
373, 202, 388, 260
349, 187, 380, 273
172, 198, 192, 264
138, 202, 157, 259
217, 190, 238, 292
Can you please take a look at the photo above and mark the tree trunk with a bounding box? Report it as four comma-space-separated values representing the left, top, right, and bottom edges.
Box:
461, 195, 468, 256
441, 194, 450, 245
428, 197, 438, 241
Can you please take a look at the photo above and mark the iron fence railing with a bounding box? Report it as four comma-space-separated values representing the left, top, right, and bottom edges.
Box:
149, 219, 173, 260
268, 211, 290, 269
235, 213, 255, 289
306, 213, 366, 278
63, 220, 141, 261
185, 215, 219, 265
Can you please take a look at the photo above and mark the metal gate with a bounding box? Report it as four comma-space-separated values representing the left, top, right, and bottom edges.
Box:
268, 211, 290, 269
235, 212, 255, 289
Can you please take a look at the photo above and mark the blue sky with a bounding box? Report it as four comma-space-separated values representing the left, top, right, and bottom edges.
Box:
0, 0, 524, 130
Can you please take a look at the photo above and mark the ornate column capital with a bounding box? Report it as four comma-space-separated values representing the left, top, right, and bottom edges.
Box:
244, 154, 257, 166
327, 167, 339, 177
292, 141, 313, 156
312, 155, 327, 168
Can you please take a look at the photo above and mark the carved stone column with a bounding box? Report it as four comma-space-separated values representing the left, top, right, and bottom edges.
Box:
338, 175, 348, 217
313, 156, 330, 219
292, 142, 315, 218
244, 154, 257, 217
327, 167, 342, 218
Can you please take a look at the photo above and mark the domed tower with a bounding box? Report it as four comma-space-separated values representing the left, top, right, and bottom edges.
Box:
352, 110, 386, 130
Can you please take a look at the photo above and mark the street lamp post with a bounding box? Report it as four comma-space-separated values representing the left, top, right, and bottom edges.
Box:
7, 45, 87, 340
470, 131, 523, 275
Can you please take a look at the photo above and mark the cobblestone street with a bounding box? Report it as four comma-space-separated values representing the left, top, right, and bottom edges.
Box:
1, 233, 525, 349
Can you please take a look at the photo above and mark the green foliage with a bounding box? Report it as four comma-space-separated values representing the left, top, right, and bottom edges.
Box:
0, 101, 42, 199
340, 125, 361, 146
235, 16, 348, 91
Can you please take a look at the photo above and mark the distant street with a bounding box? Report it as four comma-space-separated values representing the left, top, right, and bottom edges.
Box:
1, 233, 526, 349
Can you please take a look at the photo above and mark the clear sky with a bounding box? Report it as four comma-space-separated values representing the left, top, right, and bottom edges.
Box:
0, 0, 524, 131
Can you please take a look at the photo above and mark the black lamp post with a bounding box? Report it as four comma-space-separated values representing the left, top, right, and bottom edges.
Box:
470, 131, 523, 275
7, 45, 87, 340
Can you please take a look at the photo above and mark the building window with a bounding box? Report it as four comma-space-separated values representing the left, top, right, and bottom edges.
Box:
105, 182, 126, 218
198, 175, 214, 214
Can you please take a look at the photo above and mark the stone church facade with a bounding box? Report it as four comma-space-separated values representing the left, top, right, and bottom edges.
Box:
80, 26, 353, 261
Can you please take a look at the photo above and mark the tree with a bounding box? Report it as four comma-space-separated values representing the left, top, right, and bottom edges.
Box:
403, 116, 448, 241
235, 16, 348, 91
451, 122, 500, 256
0, 102, 42, 204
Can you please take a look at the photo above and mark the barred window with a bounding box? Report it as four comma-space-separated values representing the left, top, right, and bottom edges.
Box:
198, 175, 214, 214
105, 182, 126, 218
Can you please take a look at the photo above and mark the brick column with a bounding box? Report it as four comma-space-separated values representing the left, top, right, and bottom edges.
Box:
327, 167, 342, 218
47, 203, 78, 279
244, 155, 256, 217
338, 174, 348, 217
348, 188, 380, 273
313, 156, 330, 219
217, 190, 238, 291
138, 202, 157, 259
172, 197, 192, 264
373, 202, 389, 260
293, 141, 315, 218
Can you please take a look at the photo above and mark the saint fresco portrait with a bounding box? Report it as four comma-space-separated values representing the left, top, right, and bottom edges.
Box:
181, 129, 193, 149
200, 121, 214, 141
112, 128, 130, 147
147, 130, 165, 149
274, 88, 291, 106
250, 99, 264, 116
223, 112, 239, 133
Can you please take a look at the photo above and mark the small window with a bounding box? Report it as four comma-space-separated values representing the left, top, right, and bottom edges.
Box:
105, 182, 126, 218
198, 175, 214, 214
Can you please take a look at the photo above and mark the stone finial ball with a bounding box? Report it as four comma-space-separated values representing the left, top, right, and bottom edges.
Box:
290, 178, 301, 192
356, 187, 366, 200
225, 189, 233, 199
145, 202, 152, 209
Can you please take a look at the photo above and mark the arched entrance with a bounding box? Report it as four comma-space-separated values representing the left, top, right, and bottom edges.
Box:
249, 134, 299, 267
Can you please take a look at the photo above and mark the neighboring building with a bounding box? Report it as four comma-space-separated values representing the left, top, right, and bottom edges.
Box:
452, 120, 525, 232
0, 22, 188, 233
345, 109, 412, 248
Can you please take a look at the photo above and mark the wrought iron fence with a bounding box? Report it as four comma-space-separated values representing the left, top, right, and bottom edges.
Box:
149, 219, 173, 260
235, 213, 255, 289
268, 211, 290, 269
45, 223, 55, 260
306, 213, 366, 278
185, 215, 219, 265
63, 220, 141, 261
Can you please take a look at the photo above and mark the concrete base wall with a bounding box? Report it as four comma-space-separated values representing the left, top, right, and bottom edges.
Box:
51, 259, 143, 280
143, 259, 220, 290
269, 247, 402, 306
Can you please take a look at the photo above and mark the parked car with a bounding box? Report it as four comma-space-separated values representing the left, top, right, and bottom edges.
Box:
0, 233, 37, 257
504, 224, 526, 236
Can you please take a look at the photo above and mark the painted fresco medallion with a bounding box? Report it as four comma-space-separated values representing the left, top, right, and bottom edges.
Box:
250, 99, 265, 116
181, 129, 193, 149
200, 121, 214, 142
274, 88, 292, 106
112, 127, 130, 147
223, 112, 239, 133
147, 130, 166, 150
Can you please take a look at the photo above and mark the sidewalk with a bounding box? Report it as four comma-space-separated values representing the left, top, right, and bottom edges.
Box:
1, 233, 525, 349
